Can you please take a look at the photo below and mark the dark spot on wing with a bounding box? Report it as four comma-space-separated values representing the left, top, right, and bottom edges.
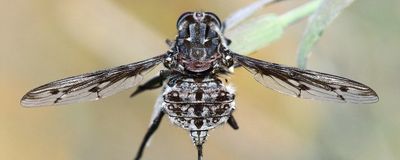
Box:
55, 97, 62, 103
49, 89, 59, 95
298, 84, 310, 90
89, 86, 100, 93
338, 95, 345, 101
339, 86, 349, 92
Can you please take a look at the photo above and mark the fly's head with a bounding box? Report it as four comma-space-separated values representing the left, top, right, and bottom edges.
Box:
166, 12, 232, 74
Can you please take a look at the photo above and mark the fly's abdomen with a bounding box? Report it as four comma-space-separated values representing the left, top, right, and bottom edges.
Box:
162, 77, 235, 144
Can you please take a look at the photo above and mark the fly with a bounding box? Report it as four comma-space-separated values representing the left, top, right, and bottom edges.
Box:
21, 12, 379, 160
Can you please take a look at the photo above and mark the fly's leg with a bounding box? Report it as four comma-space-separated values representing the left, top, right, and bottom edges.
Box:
130, 71, 170, 98
134, 111, 164, 160
222, 0, 284, 32
134, 94, 165, 160
196, 144, 203, 160
130, 76, 165, 98
227, 115, 239, 130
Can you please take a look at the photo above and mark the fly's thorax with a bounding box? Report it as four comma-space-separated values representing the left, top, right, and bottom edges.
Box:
162, 12, 234, 75
172, 12, 226, 73
175, 24, 221, 73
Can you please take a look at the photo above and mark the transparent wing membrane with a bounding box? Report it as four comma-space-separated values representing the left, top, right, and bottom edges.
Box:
233, 53, 378, 104
21, 56, 163, 107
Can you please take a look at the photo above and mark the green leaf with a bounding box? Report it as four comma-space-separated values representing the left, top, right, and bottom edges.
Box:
296, 0, 356, 69
226, 0, 322, 55
224, 0, 281, 31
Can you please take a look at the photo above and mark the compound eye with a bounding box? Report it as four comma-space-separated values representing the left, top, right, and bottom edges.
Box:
204, 12, 221, 28
176, 12, 194, 29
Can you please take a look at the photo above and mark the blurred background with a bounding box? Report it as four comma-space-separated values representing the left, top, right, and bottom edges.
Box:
1, 0, 399, 160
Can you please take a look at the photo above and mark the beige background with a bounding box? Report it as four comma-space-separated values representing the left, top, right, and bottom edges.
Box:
1, 0, 399, 160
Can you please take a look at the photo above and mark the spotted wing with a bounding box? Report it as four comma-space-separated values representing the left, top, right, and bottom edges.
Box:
233, 53, 378, 104
21, 55, 164, 107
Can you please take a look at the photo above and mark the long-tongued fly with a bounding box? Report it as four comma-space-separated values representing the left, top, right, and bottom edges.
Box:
21, 12, 378, 160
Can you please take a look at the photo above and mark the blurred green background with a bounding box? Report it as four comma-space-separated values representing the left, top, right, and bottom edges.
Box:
1, 0, 399, 160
